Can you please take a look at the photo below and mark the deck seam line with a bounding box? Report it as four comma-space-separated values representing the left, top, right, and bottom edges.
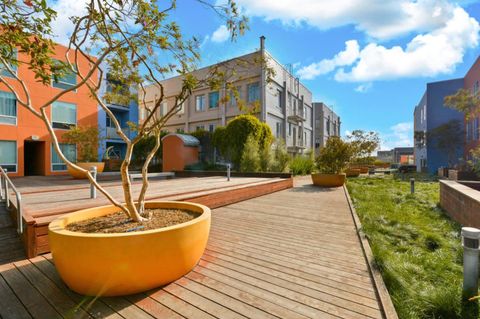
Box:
0, 267, 34, 318
343, 185, 399, 319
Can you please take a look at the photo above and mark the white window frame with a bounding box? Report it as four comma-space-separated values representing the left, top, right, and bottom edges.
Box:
0, 140, 17, 173
196, 95, 205, 112
51, 143, 77, 172
177, 102, 185, 115
0, 91, 17, 126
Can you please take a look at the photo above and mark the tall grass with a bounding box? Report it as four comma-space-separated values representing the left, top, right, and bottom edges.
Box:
347, 176, 476, 319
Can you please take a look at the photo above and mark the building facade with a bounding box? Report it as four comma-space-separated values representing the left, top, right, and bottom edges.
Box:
138, 37, 314, 155
376, 150, 393, 163
97, 72, 138, 160
413, 78, 464, 173
464, 56, 480, 158
313, 102, 340, 154
0, 44, 98, 176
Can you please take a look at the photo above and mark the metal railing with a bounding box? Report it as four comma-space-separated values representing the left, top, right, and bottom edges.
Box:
0, 166, 23, 234
106, 127, 130, 140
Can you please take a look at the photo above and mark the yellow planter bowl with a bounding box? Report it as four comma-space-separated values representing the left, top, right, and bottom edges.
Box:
345, 168, 361, 177
48, 201, 211, 297
311, 173, 346, 187
67, 162, 105, 179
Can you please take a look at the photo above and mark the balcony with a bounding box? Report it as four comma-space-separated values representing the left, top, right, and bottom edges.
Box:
106, 127, 130, 140
287, 138, 307, 153
287, 106, 305, 122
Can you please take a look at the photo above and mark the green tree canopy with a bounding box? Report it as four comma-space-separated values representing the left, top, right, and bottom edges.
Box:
444, 88, 480, 120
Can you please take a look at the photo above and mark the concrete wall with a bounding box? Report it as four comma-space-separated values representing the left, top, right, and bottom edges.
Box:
440, 180, 480, 228
162, 135, 199, 172
0, 44, 98, 177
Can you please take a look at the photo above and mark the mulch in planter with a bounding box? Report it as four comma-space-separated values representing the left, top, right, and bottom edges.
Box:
66, 209, 198, 234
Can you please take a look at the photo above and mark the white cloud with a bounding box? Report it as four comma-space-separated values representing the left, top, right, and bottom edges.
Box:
297, 7, 479, 82
48, 0, 88, 45
233, 0, 458, 40
297, 40, 360, 80
211, 25, 230, 43
354, 83, 372, 93
380, 122, 413, 150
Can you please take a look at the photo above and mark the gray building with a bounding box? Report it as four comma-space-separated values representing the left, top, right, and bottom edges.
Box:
139, 37, 314, 154
377, 150, 394, 163
313, 102, 341, 154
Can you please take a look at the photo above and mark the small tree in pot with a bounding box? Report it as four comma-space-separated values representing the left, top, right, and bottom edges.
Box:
312, 136, 353, 187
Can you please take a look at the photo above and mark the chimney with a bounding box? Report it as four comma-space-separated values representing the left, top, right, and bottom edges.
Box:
260, 36, 265, 52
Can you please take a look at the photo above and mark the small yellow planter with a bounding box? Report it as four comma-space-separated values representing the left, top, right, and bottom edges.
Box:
67, 162, 105, 179
311, 173, 346, 187
49, 201, 211, 296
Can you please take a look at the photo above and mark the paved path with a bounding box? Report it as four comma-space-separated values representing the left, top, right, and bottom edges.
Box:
0, 179, 390, 319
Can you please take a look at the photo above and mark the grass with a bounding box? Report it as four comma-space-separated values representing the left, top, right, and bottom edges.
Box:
347, 175, 478, 319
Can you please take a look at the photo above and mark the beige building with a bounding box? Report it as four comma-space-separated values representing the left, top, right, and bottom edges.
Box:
138, 37, 314, 154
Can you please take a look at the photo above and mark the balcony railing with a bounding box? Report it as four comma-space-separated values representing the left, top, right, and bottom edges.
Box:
287, 107, 305, 122
106, 127, 130, 140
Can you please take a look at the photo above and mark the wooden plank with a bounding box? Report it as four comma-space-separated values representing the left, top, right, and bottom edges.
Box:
0, 272, 32, 319
126, 294, 185, 319
163, 283, 246, 319
174, 277, 277, 319
101, 297, 154, 319
13, 259, 92, 319
0, 263, 61, 319
149, 289, 216, 319
31, 256, 123, 319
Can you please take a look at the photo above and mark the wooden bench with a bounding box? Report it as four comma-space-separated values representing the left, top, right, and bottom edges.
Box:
129, 172, 175, 182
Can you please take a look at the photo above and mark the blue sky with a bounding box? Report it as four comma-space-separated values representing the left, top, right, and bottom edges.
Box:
173, 0, 480, 150
49, 0, 480, 150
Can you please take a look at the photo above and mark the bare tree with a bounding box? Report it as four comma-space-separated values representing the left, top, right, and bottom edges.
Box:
0, 0, 262, 222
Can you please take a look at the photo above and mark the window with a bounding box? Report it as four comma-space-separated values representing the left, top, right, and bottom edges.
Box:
288, 123, 292, 136
476, 118, 480, 140
106, 114, 113, 127
209, 91, 219, 109
195, 95, 205, 111
0, 140, 17, 173
288, 93, 292, 107
277, 90, 282, 109
51, 143, 76, 171
276, 122, 282, 138
0, 91, 17, 125
159, 102, 167, 117
474, 81, 480, 96
52, 61, 77, 90
0, 49, 17, 78
52, 101, 76, 129
177, 102, 185, 115
230, 86, 242, 107
247, 82, 260, 103
140, 108, 145, 121
326, 117, 330, 135
209, 124, 216, 133
196, 125, 205, 131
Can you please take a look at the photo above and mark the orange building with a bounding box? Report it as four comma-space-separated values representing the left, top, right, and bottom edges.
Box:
0, 44, 98, 177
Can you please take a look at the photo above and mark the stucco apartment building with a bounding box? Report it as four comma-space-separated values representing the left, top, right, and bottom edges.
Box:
413, 78, 465, 173
0, 44, 98, 177
138, 37, 314, 154
313, 102, 340, 154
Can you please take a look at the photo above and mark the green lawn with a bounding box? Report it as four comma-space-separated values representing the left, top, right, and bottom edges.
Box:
347, 175, 476, 319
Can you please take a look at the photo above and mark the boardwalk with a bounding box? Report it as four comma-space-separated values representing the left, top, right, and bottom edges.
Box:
0, 179, 392, 319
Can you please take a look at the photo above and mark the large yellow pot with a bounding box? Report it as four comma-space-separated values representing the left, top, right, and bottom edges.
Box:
67, 162, 105, 179
311, 173, 346, 187
48, 201, 211, 296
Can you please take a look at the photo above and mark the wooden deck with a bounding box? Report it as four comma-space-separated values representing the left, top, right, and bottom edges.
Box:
0, 178, 394, 319
6, 175, 292, 257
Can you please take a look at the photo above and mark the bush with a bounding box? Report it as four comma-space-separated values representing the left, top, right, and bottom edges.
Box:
213, 115, 273, 168
259, 143, 273, 172
316, 136, 352, 174
63, 125, 101, 162
271, 139, 290, 172
289, 151, 315, 176
239, 135, 260, 172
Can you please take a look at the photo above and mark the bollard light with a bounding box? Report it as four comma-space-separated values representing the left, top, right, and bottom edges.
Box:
227, 164, 231, 182
410, 178, 415, 194
90, 166, 97, 199
462, 227, 480, 299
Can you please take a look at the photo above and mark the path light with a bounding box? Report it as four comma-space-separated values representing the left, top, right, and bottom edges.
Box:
90, 166, 97, 199
410, 178, 415, 194
227, 164, 231, 182
462, 227, 480, 298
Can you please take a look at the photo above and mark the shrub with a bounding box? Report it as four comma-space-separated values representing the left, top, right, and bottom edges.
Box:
239, 135, 260, 172
259, 143, 273, 172
63, 126, 101, 162
213, 115, 273, 168
271, 139, 290, 172
316, 136, 352, 174
289, 151, 315, 176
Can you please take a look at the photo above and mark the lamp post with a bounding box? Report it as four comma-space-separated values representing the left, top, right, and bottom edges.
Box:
462, 227, 480, 299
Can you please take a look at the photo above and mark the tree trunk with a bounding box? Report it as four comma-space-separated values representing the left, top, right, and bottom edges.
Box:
120, 141, 145, 222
